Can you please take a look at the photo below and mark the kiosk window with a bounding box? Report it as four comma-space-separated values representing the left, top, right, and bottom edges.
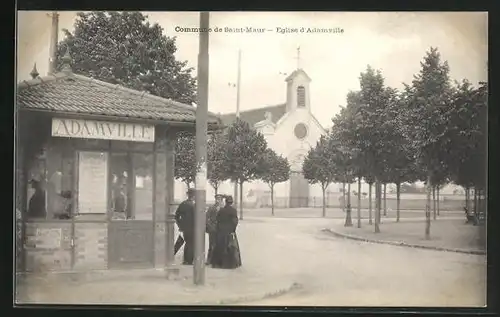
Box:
109, 152, 153, 221
76, 151, 108, 221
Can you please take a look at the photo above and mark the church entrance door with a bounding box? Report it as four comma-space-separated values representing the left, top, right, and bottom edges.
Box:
289, 171, 309, 208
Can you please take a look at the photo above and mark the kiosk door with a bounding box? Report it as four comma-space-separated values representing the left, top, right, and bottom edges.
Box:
108, 152, 154, 269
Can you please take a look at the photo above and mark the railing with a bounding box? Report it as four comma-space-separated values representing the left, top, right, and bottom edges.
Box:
174, 195, 465, 211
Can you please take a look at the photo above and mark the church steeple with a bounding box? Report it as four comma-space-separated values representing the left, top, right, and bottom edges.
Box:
284, 47, 311, 113
295, 46, 301, 70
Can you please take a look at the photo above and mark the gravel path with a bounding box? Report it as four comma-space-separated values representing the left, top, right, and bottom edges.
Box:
16, 215, 486, 307
240, 217, 486, 307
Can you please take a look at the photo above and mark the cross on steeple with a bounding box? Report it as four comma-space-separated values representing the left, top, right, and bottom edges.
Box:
295, 46, 301, 70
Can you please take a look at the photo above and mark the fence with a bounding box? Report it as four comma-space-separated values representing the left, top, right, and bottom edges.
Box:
173, 194, 465, 211
249, 195, 464, 211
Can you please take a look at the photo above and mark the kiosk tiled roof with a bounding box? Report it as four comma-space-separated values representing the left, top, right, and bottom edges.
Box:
17, 72, 222, 127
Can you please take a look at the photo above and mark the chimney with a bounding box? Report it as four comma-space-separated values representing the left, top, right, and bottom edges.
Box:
30, 63, 39, 79
48, 11, 59, 75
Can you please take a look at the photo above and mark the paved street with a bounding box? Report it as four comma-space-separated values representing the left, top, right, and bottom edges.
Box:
236, 216, 486, 307
17, 213, 486, 306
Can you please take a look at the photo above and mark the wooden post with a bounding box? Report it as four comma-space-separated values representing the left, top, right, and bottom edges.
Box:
193, 12, 210, 285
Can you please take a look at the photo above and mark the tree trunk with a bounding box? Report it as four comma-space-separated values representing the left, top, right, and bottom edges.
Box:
368, 183, 373, 225
214, 185, 218, 195
271, 185, 275, 216
425, 174, 431, 240
234, 181, 238, 211
433, 185, 437, 220
344, 182, 352, 227
465, 186, 469, 212
396, 182, 401, 222
357, 178, 361, 228
374, 180, 380, 233
342, 182, 346, 212
383, 183, 387, 216
437, 186, 440, 216
322, 185, 326, 218
473, 187, 478, 217
239, 181, 244, 220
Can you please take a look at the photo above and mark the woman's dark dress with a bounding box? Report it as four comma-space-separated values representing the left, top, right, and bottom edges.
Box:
211, 205, 242, 269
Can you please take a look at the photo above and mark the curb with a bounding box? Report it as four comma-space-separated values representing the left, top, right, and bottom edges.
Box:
321, 228, 486, 255
216, 282, 302, 305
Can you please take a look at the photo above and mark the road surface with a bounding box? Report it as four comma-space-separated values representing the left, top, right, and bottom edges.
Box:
236, 216, 486, 307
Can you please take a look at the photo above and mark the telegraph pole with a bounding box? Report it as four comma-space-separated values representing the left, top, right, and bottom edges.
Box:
48, 11, 59, 75
234, 49, 242, 218
193, 11, 210, 285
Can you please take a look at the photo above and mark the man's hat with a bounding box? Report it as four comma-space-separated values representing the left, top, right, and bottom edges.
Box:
187, 188, 196, 195
225, 195, 234, 204
214, 194, 224, 199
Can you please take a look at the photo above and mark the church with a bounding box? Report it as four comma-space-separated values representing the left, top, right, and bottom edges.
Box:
174, 65, 341, 208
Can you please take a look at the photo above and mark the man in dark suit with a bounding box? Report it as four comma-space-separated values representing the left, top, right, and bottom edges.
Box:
175, 188, 196, 265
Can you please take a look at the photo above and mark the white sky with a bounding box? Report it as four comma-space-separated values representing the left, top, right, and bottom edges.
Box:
17, 11, 488, 128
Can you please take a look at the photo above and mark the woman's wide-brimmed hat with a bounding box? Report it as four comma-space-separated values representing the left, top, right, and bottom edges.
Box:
225, 195, 234, 204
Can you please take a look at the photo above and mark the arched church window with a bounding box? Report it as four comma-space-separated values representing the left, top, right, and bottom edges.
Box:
297, 86, 306, 108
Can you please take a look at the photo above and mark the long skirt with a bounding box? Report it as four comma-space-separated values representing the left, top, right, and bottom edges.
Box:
211, 232, 242, 269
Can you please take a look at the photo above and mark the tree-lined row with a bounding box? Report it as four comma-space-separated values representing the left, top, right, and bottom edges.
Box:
175, 119, 291, 218
302, 47, 487, 238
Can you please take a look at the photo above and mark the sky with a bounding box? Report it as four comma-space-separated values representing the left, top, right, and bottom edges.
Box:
17, 11, 488, 128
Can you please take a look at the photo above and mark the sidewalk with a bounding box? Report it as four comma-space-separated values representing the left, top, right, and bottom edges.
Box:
323, 217, 485, 255
16, 265, 300, 305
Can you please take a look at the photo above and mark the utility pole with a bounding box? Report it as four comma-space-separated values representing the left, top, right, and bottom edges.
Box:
193, 11, 210, 285
48, 11, 59, 75
234, 49, 242, 218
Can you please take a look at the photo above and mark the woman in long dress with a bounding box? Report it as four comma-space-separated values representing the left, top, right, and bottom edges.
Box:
211, 196, 242, 269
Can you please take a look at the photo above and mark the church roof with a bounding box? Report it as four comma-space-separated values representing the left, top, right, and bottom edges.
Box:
17, 72, 222, 128
285, 69, 311, 82
220, 103, 286, 127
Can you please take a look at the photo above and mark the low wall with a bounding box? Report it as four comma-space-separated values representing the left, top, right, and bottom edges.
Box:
74, 223, 107, 270
23, 221, 109, 272
24, 222, 72, 272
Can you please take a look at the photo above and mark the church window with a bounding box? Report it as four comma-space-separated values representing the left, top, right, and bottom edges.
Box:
297, 86, 306, 108
294, 123, 308, 140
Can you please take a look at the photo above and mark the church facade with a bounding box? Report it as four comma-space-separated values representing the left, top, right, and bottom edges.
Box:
174, 68, 343, 208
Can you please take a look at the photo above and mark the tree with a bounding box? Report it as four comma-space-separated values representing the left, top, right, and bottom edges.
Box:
381, 89, 418, 222
356, 66, 393, 233
225, 119, 268, 220
174, 131, 196, 189
303, 134, 336, 218
260, 149, 291, 216
402, 47, 454, 239
330, 103, 360, 227
56, 11, 196, 104
446, 80, 487, 213
332, 92, 368, 228
207, 131, 229, 195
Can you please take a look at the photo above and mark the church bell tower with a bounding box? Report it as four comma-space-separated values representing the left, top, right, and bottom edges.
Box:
285, 47, 312, 113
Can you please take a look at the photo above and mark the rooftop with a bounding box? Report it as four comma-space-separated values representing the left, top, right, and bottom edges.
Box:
220, 103, 287, 127
17, 70, 221, 128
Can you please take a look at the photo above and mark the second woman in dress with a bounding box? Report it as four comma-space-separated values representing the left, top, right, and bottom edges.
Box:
211, 195, 242, 269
